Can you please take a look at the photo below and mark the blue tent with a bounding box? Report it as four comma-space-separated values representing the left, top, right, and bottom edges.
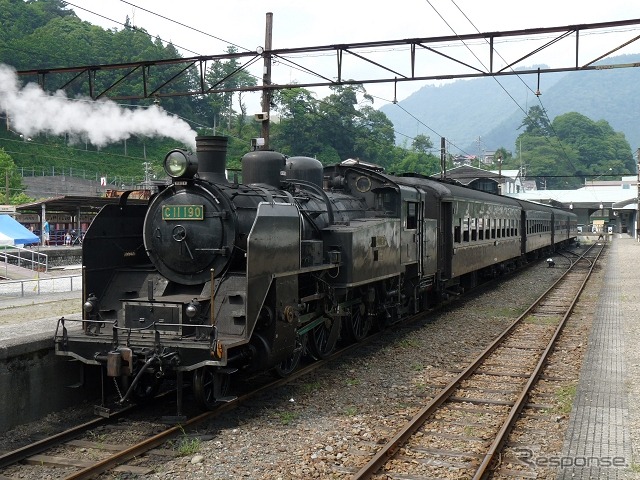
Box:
0, 215, 39, 246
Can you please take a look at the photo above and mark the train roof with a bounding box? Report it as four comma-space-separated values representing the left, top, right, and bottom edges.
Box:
326, 164, 576, 217
388, 173, 523, 206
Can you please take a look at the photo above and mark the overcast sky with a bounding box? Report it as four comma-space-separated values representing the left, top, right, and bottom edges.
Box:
66, 1, 640, 115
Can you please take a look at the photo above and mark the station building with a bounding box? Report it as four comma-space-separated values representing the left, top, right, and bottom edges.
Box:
507, 177, 639, 236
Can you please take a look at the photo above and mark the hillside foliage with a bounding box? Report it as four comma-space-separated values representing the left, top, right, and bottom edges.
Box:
0, 0, 634, 199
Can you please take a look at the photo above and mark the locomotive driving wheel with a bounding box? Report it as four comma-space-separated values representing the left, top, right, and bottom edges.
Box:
192, 366, 230, 410
308, 316, 340, 360
272, 334, 307, 378
343, 293, 372, 343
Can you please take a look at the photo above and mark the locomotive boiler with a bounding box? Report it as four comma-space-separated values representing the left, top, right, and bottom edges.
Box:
54, 135, 576, 412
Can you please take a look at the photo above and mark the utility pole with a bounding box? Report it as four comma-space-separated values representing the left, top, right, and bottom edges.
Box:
636, 148, 639, 241
498, 155, 503, 195
260, 12, 273, 150
440, 137, 446, 179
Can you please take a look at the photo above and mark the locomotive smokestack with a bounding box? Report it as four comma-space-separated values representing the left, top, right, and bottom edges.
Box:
196, 135, 228, 183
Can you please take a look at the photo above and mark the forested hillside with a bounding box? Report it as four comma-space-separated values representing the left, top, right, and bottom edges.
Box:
381, 54, 640, 153
1, 0, 438, 202
0, 0, 636, 201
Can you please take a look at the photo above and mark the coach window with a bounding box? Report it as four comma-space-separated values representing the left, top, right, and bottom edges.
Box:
478, 218, 484, 240
454, 218, 462, 243
471, 218, 477, 241
406, 202, 417, 229
463, 217, 470, 242
491, 219, 496, 239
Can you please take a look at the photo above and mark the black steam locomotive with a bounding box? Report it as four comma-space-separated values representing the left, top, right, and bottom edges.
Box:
54, 136, 577, 410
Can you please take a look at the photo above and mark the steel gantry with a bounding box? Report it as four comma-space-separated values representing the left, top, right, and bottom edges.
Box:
14, 18, 640, 101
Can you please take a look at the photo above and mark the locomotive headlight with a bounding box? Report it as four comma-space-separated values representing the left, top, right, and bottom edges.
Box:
185, 299, 201, 318
164, 149, 198, 178
83, 293, 98, 313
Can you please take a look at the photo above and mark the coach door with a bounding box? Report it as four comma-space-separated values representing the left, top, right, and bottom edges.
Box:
440, 201, 453, 280
402, 199, 419, 265
422, 216, 437, 276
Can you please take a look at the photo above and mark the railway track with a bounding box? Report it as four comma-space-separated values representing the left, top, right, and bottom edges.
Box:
0, 333, 385, 479
0, 250, 582, 479
351, 243, 604, 480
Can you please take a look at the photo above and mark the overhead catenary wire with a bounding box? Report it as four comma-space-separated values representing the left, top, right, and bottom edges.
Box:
423, 0, 578, 173
64, 1, 451, 155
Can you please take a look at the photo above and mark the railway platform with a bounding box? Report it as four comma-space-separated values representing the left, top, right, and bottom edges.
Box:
557, 236, 640, 479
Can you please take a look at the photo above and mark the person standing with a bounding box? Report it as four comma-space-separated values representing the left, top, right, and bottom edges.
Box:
43, 220, 50, 246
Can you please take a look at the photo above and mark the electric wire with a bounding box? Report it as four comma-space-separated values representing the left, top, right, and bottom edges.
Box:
436, 0, 577, 173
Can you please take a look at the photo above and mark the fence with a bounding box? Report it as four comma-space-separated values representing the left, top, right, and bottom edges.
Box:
0, 274, 82, 297
0, 246, 48, 277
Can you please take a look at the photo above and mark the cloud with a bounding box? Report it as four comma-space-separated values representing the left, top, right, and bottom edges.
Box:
0, 64, 197, 149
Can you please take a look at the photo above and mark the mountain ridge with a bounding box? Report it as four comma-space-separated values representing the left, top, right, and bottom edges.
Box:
380, 54, 640, 155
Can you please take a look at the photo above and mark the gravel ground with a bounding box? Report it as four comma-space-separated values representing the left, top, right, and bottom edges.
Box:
0, 242, 627, 480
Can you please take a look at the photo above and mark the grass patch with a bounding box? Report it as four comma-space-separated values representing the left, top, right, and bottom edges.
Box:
87, 431, 107, 443
555, 384, 577, 414
278, 411, 299, 425
397, 338, 420, 348
344, 406, 358, 416
175, 436, 201, 456
302, 381, 321, 393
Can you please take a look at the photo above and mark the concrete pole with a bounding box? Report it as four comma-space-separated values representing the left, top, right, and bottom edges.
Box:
260, 12, 273, 150
637, 148, 640, 241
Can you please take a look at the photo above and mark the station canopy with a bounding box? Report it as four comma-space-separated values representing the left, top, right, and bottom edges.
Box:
0, 215, 39, 246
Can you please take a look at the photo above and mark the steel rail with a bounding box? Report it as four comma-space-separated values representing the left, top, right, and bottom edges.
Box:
0, 404, 137, 469
472, 243, 604, 479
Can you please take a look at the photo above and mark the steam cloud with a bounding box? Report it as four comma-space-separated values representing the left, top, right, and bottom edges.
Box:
0, 64, 197, 149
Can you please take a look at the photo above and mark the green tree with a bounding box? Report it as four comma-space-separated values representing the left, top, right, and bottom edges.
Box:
271, 87, 323, 157
519, 105, 551, 136
353, 106, 396, 167
205, 46, 258, 135
411, 134, 434, 154
0, 148, 25, 204
387, 149, 440, 176
510, 110, 634, 189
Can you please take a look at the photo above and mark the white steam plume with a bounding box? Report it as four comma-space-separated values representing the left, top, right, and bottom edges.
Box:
0, 64, 197, 149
